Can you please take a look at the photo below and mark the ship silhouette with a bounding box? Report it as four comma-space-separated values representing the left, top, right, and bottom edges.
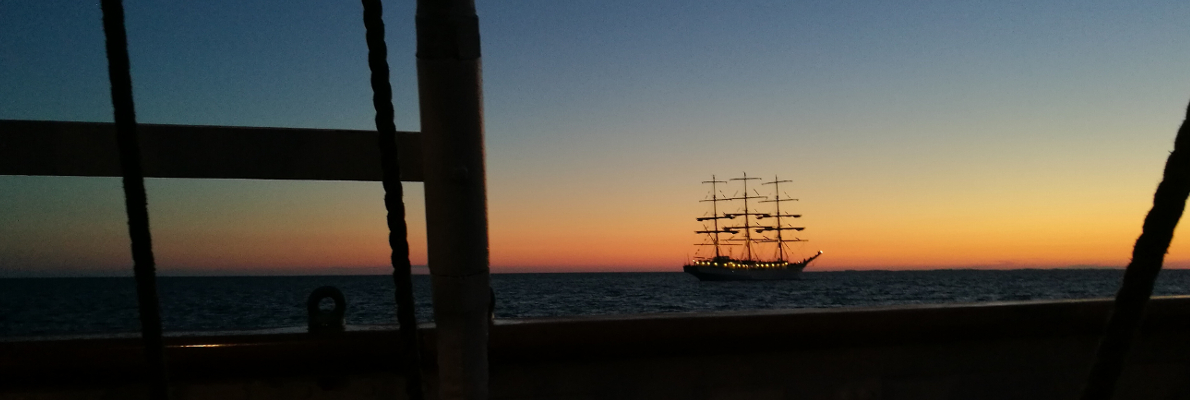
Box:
684, 173, 822, 281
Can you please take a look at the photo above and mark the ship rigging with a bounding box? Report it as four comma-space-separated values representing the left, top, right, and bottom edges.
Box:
684, 173, 822, 281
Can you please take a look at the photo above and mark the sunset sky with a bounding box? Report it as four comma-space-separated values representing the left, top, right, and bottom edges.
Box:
3, 0, 1190, 276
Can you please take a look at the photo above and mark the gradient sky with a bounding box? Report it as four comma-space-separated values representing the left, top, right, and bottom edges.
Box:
3, 0, 1190, 276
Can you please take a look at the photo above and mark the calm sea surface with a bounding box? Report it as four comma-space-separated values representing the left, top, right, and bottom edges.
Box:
4, 270, 1190, 338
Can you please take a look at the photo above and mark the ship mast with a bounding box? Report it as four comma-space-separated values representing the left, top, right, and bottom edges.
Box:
759, 175, 806, 261
725, 173, 767, 262
695, 175, 734, 259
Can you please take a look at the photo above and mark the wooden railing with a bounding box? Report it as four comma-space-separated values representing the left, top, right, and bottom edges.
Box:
0, 120, 423, 182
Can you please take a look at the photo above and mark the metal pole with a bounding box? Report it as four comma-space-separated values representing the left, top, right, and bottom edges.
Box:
415, 0, 491, 399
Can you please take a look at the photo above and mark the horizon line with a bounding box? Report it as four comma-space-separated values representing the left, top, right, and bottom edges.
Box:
2, 265, 1176, 279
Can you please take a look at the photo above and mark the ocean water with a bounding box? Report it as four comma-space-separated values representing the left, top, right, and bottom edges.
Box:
3, 270, 1190, 338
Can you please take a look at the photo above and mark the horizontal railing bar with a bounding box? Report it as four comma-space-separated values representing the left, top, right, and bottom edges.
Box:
0, 120, 422, 182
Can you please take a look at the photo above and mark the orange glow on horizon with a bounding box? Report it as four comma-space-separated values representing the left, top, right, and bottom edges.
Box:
147, 176, 1190, 273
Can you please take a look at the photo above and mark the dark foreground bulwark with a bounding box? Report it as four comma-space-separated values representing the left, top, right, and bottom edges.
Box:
4, 297, 1190, 400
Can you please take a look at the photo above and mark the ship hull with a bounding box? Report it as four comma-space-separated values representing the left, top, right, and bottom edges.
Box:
683, 264, 806, 281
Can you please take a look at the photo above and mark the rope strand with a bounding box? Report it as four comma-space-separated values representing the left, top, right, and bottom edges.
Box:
360, 1, 425, 399
1080, 100, 1190, 400
99, 0, 168, 399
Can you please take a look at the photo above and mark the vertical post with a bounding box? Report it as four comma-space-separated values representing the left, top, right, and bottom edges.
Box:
415, 0, 490, 399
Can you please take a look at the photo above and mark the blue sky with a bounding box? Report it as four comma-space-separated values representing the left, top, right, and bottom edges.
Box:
3, 1, 1190, 275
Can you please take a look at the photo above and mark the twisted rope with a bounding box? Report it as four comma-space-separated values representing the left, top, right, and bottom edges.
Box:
1080, 101, 1190, 400
360, 1, 425, 399
99, 0, 168, 398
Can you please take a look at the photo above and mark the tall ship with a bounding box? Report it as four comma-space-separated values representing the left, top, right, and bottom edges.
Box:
683, 173, 822, 281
